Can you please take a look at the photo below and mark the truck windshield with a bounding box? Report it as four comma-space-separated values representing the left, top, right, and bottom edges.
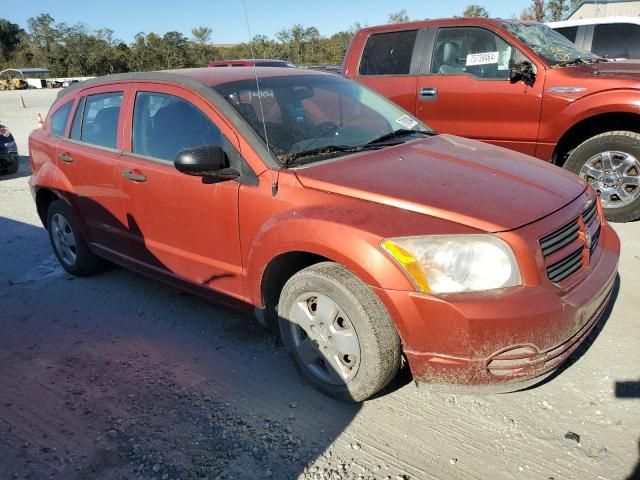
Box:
502, 21, 601, 66
213, 75, 431, 165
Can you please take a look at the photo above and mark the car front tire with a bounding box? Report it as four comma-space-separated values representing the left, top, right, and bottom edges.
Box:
278, 262, 402, 402
565, 131, 640, 222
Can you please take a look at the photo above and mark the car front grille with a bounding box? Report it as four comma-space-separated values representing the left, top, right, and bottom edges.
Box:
540, 200, 602, 285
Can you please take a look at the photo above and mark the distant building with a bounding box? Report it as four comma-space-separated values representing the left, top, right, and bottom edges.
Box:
568, 0, 640, 19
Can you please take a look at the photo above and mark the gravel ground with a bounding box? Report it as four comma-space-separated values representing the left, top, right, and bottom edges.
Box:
1, 88, 639, 480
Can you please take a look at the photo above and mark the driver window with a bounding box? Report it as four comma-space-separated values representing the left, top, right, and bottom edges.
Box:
430, 27, 514, 79
132, 92, 222, 162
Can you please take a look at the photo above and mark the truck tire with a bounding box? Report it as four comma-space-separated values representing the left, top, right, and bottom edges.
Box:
278, 262, 401, 402
565, 131, 640, 222
46, 199, 106, 276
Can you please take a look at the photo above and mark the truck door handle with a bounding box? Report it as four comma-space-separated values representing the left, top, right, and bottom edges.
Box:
57, 153, 74, 163
122, 170, 147, 183
419, 87, 438, 99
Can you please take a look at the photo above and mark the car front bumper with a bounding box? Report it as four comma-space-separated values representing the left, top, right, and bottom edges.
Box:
372, 223, 620, 392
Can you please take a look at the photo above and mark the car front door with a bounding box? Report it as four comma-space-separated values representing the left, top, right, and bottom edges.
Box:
55, 86, 129, 251
116, 84, 245, 299
415, 26, 544, 156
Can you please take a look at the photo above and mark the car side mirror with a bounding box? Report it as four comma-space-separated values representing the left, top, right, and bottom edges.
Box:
509, 60, 536, 87
174, 145, 240, 180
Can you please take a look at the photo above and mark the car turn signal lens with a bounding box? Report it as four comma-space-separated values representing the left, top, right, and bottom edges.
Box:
380, 239, 431, 293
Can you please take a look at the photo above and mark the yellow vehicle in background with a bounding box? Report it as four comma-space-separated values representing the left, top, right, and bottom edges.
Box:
0, 78, 29, 91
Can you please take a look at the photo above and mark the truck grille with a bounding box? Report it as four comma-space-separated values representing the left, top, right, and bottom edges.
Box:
540, 200, 601, 284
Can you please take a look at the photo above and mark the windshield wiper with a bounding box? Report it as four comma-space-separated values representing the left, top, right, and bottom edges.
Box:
555, 56, 607, 67
280, 144, 378, 166
365, 129, 433, 146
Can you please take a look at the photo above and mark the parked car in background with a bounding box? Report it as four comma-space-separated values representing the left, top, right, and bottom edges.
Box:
342, 18, 640, 222
0, 123, 19, 175
548, 17, 640, 60
29, 67, 619, 401
208, 59, 295, 68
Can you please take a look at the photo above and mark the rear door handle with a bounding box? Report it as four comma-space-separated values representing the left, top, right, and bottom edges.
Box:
57, 153, 74, 163
419, 87, 438, 100
122, 170, 147, 183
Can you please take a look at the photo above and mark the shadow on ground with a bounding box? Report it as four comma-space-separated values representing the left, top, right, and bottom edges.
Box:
0, 216, 362, 480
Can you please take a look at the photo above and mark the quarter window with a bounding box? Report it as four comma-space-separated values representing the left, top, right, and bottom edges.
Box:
132, 92, 222, 162
81, 92, 123, 149
430, 27, 514, 79
359, 30, 418, 76
50, 101, 73, 137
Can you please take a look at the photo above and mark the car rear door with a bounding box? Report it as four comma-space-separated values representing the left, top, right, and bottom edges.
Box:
349, 28, 424, 114
116, 83, 245, 299
55, 85, 129, 251
414, 26, 544, 156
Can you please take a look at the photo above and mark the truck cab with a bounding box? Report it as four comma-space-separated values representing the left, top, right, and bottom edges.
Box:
342, 18, 640, 222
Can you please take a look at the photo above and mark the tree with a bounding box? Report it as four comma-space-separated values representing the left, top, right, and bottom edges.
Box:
0, 19, 23, 62
463, 5, 490, 17
546, 0, 567, 20
388, 9, 410, 24
519, 0, 546, 21
191, 26, 212, 46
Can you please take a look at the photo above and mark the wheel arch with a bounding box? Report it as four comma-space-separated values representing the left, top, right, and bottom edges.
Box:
552, 111, 640, 166
35, 188, 65, 227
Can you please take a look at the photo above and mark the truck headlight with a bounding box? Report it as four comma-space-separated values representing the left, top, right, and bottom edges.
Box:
381, 235, 521, 294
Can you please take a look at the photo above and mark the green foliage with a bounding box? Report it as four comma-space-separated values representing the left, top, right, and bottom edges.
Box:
463, 4, 490, 17
388, 9, 410, 24
0, 13, 356, 76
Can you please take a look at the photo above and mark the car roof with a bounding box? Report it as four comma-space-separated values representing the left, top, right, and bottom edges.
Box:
547, 16, 640, 28
59, 67, 326, 98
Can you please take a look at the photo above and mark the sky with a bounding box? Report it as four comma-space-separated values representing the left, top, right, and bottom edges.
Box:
6, 0, 532, 44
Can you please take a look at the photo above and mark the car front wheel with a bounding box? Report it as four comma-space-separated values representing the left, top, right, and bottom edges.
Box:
46, 199, 106, 276
278, 262, 401, 402
565, 131, 640, 222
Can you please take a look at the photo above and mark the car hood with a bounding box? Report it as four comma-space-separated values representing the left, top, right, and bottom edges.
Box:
294, 135, 587, 232
560, 61, 640, 84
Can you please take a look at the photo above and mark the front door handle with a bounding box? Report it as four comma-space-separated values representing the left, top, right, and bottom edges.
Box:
58, 152, 74, 163
122, 170, 147, 183
419, 87, 438, 100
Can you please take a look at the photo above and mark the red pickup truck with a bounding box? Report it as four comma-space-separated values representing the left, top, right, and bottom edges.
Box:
343, 18, 640, 222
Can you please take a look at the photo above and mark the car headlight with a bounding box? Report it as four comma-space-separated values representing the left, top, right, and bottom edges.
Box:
380, 235, 521, 294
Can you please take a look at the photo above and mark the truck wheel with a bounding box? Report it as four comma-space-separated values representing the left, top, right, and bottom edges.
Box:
46, 200, 106, 276
278, 262, 401, 402
565, 131, 640, 222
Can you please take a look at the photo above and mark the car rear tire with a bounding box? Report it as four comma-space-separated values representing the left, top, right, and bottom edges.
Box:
46, 199, 106, 276
564, 131, 640, 222
278, 262, 401, 402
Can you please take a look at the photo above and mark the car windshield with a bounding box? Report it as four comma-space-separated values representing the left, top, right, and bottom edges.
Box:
213, 74, 431, 165
502, 21, 601, 66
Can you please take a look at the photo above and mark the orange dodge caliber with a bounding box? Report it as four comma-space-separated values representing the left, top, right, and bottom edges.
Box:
29, 68, 620, 401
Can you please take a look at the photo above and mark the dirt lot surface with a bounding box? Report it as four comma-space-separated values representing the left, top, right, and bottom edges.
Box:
1, 89, 639, 480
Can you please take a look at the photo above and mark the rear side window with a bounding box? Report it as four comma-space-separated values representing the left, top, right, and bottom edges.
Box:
359, 30, 417, 76
132, 92, 222, 162
592, 23, 640, 59
81, 92, 123, 149
50, 101, 73, 137
554, 26, 578, 43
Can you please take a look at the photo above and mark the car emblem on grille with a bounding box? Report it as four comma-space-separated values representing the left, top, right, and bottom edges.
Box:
585, 231, 592, 250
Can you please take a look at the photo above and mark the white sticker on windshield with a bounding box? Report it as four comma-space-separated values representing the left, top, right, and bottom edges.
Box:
396, 114, 418, 130
466, 52, 499, 66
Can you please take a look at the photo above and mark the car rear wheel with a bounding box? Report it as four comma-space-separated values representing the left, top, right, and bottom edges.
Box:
565, 131, 640, 222
278, 262, 401, 402
46, 199, 106, 276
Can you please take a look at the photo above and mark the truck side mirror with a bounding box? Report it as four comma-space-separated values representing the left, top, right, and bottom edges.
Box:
509, 60, 536, 87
